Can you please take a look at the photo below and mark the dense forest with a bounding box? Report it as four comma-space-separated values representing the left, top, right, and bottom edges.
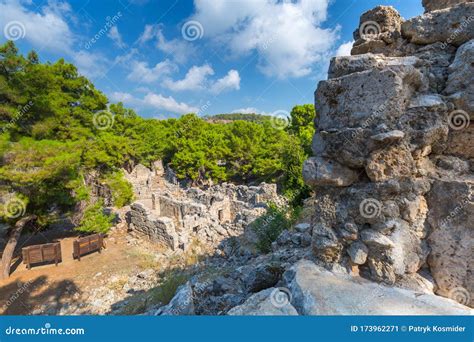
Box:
0, 41, 315, 251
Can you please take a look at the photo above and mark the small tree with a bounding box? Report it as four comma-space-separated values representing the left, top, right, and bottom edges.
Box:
288, 104, 316, 155
251, 203, 295, 253
76, 201, 113, 234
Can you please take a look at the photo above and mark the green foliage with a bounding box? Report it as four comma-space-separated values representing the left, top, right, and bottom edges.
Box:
103, 171, 134, 207
204, 113, 273, 123
288, 104, 316, 155
0, 42, 315, 232
251, 203, 298, 253
76, 201, 113, 234
149, 270, 189, 305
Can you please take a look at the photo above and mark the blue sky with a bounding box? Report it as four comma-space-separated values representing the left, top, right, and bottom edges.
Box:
0, 0, 423, 119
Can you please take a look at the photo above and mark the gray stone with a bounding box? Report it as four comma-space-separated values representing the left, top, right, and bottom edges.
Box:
303, 157, 359, 187
284, 260, 471, 315
328, 54, 421, 79
347, 241, 369, 265
427, 180, 473, 307
445, 126, 474, 160
370, 130, 405, 143
156, 282, 195, 315
239, 262, 284, 293
227, 288, 298, 316
402, 3, 474, 47
422, 0, 471, 12
365, 145, 416, 182
294, 223, 311, 233
445, 39, 474, 117
316, 66, 424, 130
311, 223, 343, 263
361, 229, 395, 249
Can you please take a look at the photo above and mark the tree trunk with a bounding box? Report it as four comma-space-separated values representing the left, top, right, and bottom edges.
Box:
0, 215, 36, 280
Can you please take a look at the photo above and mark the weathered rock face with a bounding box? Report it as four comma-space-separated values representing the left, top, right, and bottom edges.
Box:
423, 0, 471, 12
227, 288, 298, 316
125, 163, 285, 251
304, 1, 473, 307
402, 3, 474, 46
283, 260, 471, 315
444, 39, 474, 117
426, 180, 473, 307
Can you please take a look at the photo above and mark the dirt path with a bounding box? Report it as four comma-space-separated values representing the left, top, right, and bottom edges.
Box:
0, 230, 164, 315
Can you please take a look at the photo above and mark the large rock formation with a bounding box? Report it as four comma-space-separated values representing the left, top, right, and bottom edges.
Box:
304, 0, 473, 307
283, 260, 470, 315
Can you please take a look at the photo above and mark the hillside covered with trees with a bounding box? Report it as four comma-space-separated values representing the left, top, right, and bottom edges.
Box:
0, 41, 316, 277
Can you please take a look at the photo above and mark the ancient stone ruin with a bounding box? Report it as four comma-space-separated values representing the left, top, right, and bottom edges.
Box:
303, 0, 473, 306
124, 161, 284, 251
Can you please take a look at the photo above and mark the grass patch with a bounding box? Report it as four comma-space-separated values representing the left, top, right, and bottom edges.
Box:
126, 248, 158, 270
149, 269, 190, 306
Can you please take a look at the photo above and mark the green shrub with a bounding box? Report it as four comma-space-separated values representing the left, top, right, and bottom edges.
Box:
76, 200, 113, 234
103, 171, 134, 208
149, 270, 189, 305
251, 203, 297, 253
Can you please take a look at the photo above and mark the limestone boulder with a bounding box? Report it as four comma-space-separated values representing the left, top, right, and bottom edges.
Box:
155, 282, 195, 315
347, 241, 369, 265
328, 54, 421, 79
311, 223, 343, 263
227, 288, 298, 316
353, 6, 403, 41
388, 220, 426, 275
316, 66, 424, 130
352, 6, 404, 55
422, 0, 471, 12
413, 42, 457, 93
365, 145, 417, 182
284, 260, 472, 315
402, 3, 474, 46
303, 157, 359, 187
445, 125, 474, 159
311, 129, 372, 168
444, 40, 474, 116
238, 262, 284, 293
427, 180, 473, 307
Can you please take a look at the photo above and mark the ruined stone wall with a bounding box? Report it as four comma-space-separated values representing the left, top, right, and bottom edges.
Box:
304, 0, 473, 306
125, 163, 284, 251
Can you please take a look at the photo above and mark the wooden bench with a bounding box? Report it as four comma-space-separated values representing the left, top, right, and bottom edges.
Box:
22, 242, 62, 270
73, 233, 105, 261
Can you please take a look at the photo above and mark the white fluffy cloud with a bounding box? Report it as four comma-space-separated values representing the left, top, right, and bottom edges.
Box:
163, 64, 240, 94
110, 91, 198, 114
163, 64, 214, 91
107, 26, 126, 48
210, 69, 240, 94
143, 93, 198, 114
127, 59, 177, 83
138, 24, 196, 64
336, 40, 354, 57
0, 0, 109, 78
0, 0, 75, 54
110, 91, 136, 103
191, 0, 338, 78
